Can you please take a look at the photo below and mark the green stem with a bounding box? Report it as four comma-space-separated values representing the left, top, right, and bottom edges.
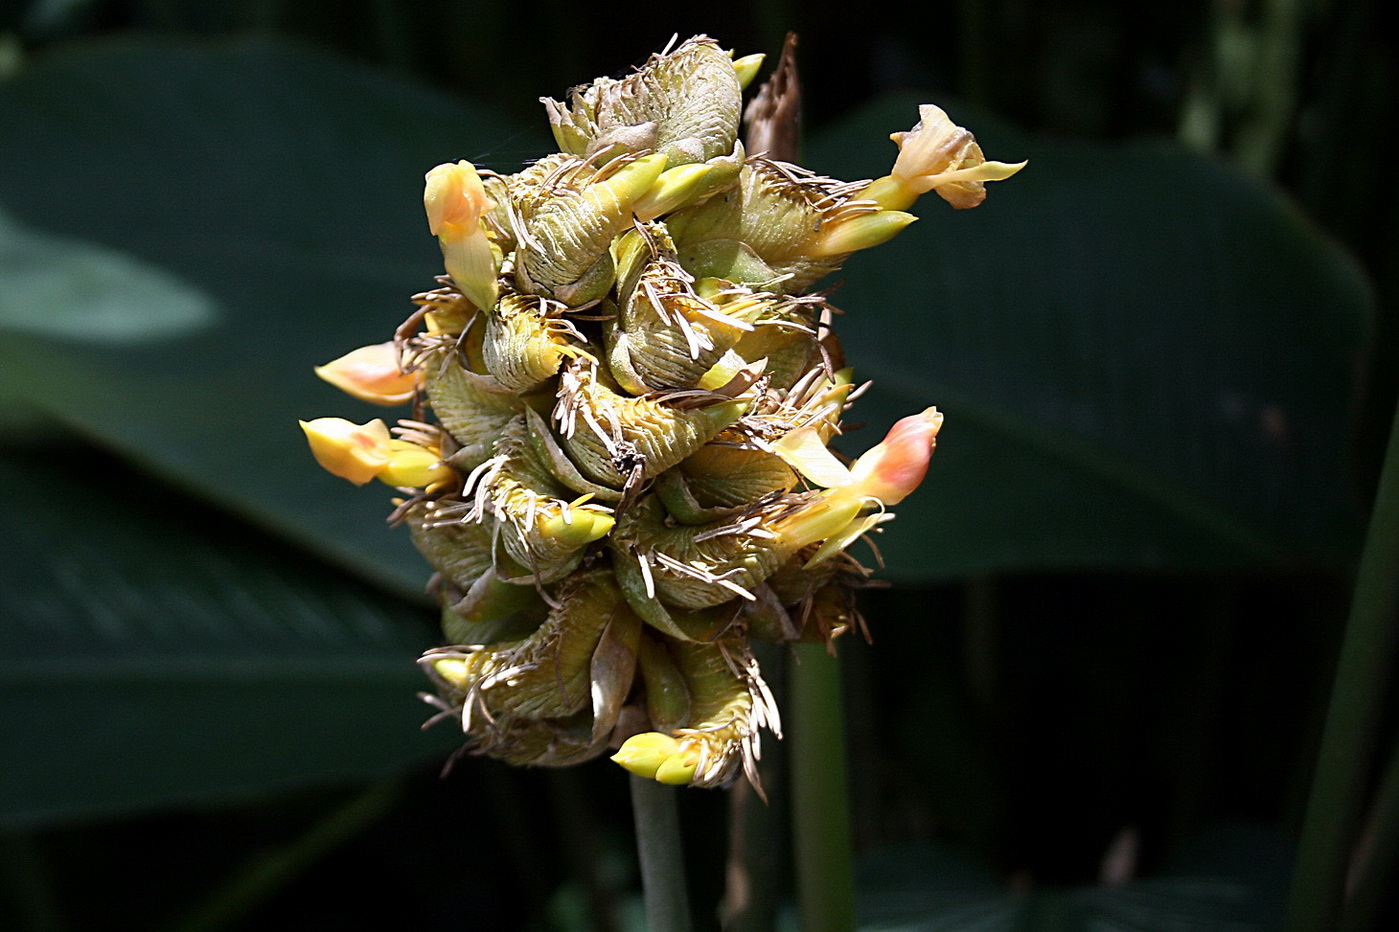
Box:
163, 781, 400, 932
1284, 401, 1399, 930
1341, 734, 1399, 931
722, 642, 787, 932
629, 775, 692, 932
791, 643, 855, 931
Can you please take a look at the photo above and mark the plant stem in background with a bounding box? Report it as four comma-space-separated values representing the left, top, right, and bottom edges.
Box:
1285, 401, 1399, 930
791, 642, 855, 931
722, 642, 788, 931
629, 776, 692, 932
1341, 734, 1399, 931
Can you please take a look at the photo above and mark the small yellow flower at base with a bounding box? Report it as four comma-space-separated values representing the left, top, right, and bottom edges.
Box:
314, 342, 419, 406
300, 417, 392, 485
300, 418, 453, 489
432, 658, 473, 690
612, 732, 684, 780
653, 746, 700, 785
539, 508, 616, 546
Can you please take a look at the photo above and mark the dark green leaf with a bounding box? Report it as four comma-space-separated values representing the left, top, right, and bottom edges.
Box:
854, 825, 1290, 929
0, 441, 456, 826
809, 95, 1371, 580
0, 36, 547, 598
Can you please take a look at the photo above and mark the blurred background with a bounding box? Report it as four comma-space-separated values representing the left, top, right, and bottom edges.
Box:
0, 0, 1395, 928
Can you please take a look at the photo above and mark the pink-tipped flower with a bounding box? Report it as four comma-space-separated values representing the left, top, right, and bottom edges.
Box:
847, 407, 944, 505
314, 342, 420, 406
769, 407, 943, 561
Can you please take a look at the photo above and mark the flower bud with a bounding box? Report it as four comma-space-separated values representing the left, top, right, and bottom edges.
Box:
612, 732, 684, 779
314, 342, 419, 405
632, 163, 716, 221
425, 160, 500, 311
378, 439, 454, 489
299, 417, 392, 485
810, 210, 917, 257
731, 53, 765, 90
538, 508, 616, 546
432, 658, 473, 690
424, 160, 494, 234
847, 407, 943, 505
654, 745, 700, 785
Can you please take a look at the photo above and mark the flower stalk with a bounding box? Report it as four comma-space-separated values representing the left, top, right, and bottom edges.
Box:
1284, 400, 1399, 930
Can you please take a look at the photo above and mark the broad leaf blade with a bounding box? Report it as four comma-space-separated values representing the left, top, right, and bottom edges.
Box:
0, 442, 457, 827
0, 37, 547, 598
810, 96, 1370, 579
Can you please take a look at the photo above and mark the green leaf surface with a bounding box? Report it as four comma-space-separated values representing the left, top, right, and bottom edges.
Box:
809, 96, 1371, 579
0, 441, 457, 827
0, 36, 547, 599
850, 824, 1290, 929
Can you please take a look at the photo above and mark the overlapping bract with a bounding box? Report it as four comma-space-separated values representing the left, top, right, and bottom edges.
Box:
302, 35, 1018, 788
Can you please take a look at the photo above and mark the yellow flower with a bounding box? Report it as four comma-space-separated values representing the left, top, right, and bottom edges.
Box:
299, 417, 392, 485
424, 160, 494, 233
888, 104, 1026, 209
424, 160, 499, 311
612, 732, 700, 785
299, 417, 453, 488
314, 342, 419, 405
859, 104, 1026, 211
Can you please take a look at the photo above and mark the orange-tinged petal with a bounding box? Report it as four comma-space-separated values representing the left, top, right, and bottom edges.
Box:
424, 160, 494, 234
299, 417, 391, 485
314, 342, 419, 405
847, 407, 943, 505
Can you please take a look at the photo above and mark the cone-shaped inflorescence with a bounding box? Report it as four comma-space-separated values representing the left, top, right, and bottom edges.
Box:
302, 35, 1022, 789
